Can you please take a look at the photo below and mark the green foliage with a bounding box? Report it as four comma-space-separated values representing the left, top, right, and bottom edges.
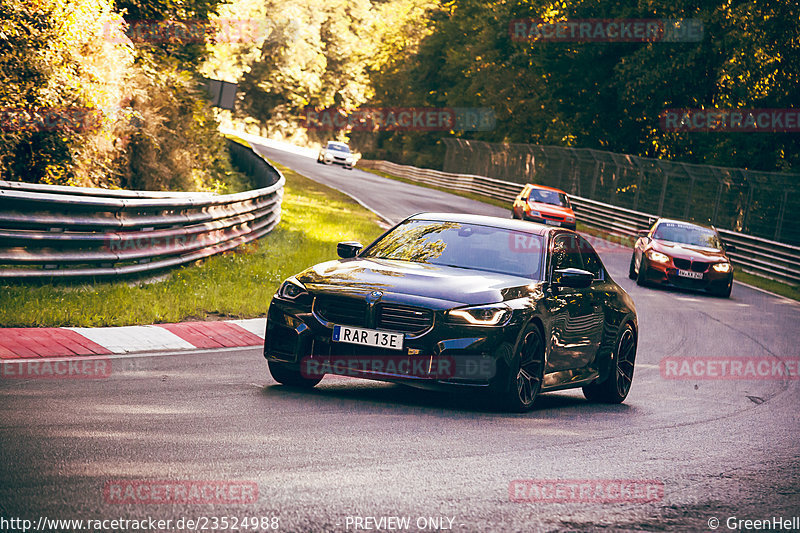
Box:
366, 0, 799, 172
0, 0, 241, 192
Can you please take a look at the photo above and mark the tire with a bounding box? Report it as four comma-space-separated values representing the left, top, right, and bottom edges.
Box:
583, 323, 636, 404
636, 257, 648, 286
511, 210, 520, 220
268, 361, 323, 388
628, 252, 637, 280
498, 324, 545, 412
712, 279, 733, 298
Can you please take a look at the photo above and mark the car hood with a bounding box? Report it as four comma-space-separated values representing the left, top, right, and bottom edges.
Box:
651, 240, 728, 262
529, 202, 574, 217
296, 258, 537, 308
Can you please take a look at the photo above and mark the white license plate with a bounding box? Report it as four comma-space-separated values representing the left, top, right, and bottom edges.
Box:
545, 219, 561, 226
677, 269, 703, 279
332, 325, 404, 351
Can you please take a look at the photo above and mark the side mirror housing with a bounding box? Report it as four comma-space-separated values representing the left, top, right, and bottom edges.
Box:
637, 229, 650, 239
553, 268, 594, 289
337, 241, 363, 258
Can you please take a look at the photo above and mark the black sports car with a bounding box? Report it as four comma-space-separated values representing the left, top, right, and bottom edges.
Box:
264, 213, 638, 412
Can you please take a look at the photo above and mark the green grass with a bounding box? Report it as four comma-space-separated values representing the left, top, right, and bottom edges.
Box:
0, 163, 385, 327
362, 165, 800, 302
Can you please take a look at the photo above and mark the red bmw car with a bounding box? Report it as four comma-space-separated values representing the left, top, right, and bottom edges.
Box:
511, 184, 576, 230
629, 218, 735, 297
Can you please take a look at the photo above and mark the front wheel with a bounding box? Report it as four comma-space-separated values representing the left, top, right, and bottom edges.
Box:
636, 257, 648, 286
712, 279, 733, 298
498, 324, 545, 412
268, 361, 323, 388
583, 323, 636, 404
628, 252, 637, 280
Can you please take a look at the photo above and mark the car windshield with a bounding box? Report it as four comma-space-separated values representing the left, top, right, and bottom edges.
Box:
360, 219, 544, 279
327, 143, 350, 153
653, 222, 722, 249
528, 188, 569, 207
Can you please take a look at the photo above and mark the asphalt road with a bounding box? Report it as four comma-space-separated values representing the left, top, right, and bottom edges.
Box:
1, 140, 798, 532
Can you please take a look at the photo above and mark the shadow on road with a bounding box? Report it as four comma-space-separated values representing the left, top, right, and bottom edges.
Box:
259, 379, 637, 419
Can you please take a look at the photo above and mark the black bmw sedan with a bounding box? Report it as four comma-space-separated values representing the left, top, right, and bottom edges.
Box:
264, 213, 638, 412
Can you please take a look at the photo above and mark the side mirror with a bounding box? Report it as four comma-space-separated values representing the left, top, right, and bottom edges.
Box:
553, 268, 594, 289
637, 229, 650, 239
337, 241, 363, 258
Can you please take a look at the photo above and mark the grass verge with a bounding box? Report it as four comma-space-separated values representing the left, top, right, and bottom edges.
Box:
0, 163, 385, 327
361, 165, 800, 302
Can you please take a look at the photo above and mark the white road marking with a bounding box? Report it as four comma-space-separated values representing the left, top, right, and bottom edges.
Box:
66, 325, 196, 354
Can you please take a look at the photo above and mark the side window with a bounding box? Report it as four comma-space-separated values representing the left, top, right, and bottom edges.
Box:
578, 236, 604, 280
550, 234, 583, 277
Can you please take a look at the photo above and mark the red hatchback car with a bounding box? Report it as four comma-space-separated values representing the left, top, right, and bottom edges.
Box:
629, 218, 735, 297
511, 184, 576, 230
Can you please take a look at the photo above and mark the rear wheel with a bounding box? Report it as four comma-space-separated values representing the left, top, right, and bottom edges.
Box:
583, 323, 636, 404
498, 324, 545, 412
268, 361, 322, 388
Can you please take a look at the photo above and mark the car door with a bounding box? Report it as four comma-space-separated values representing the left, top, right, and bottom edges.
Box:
574, 235, 609, 368
543, 233, 600, 372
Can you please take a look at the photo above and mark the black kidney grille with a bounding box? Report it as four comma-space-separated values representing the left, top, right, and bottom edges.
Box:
377, 304, 433, 334
691, 261, 709, 273
314, 296, 366, 327
673, 258, 691, 270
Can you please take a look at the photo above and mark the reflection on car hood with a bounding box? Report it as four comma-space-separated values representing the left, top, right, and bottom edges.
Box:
651, 240, 728, 261
296, 258, 536, 307
530, 202, 574, 216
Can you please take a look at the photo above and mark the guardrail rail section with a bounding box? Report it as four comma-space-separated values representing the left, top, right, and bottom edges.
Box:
0, 139, 285, 279
358, 159, 800, 285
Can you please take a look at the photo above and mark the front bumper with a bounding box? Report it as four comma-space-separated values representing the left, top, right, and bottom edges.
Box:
264, 298, 518, 391
522, 213, 576, 230
639, 258, 732, 293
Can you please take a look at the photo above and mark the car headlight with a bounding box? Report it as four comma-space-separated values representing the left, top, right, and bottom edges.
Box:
448, 304, 512, 326
527, 208, 542, 217
278, 278, 308, 300
647, 250, 670, 263
565, 216, 575, 223
712, 262, 732, 273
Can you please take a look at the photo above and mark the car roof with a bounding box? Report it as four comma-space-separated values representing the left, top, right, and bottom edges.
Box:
654, 218, 717, 233
407, 212, 551, 235
523, 183, 569, 194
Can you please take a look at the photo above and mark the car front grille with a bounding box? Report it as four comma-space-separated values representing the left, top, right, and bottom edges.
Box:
314, 296, 366, 327
377, 304, 433, 334
313, 296, 433, 335
673, 258, 691, 270
672, 258, 709, 272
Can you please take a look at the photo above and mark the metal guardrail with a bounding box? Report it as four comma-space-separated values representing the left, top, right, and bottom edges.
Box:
0, 139, 284, 279
359, 159, 800, 285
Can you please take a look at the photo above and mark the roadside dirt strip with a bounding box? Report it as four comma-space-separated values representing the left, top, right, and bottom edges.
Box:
0, 318, 265, 359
